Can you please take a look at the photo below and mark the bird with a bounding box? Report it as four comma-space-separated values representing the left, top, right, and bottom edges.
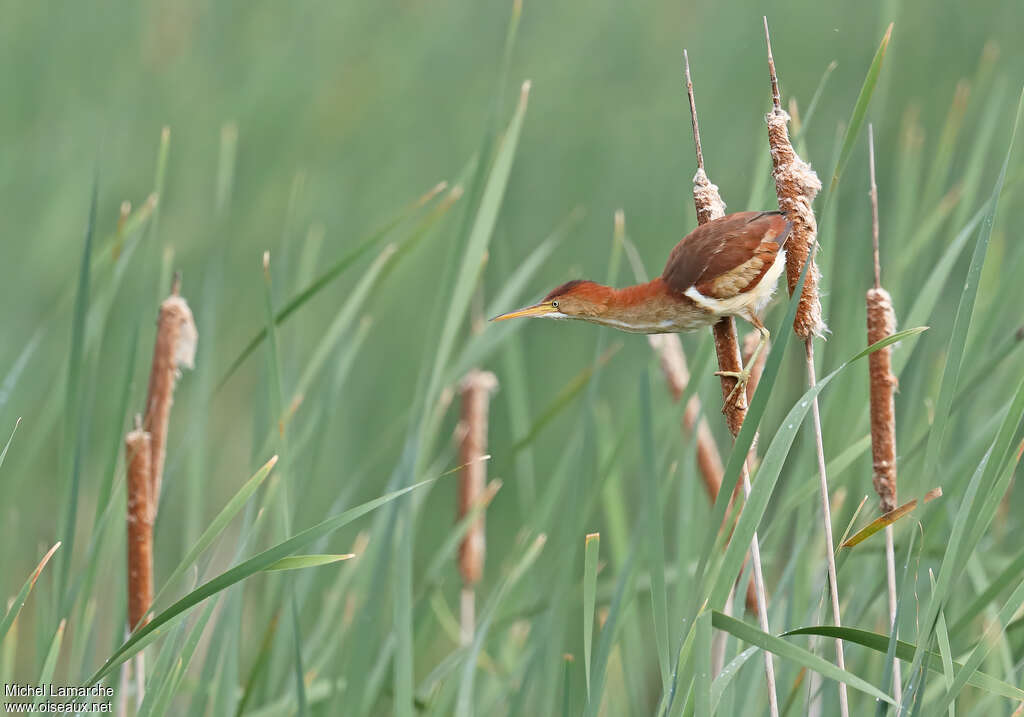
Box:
492, 210, 792, 405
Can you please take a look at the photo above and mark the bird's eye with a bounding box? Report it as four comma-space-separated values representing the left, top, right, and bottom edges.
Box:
551, 300, 559, 309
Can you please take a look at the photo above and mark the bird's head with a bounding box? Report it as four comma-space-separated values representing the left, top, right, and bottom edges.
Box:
491, 279, 607, 323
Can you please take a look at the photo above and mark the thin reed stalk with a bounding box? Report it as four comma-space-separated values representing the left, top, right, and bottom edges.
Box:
684, 49, 778, 715
867, 124, 902, 697
456, 369, 498, 645
763, 18, 848, 717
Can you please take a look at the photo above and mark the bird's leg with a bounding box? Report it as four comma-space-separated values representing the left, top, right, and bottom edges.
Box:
715, 319, 769, 407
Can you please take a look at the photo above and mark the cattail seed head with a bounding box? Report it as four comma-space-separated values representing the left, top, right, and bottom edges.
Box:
143, 288, 197, 511
867, 289, 898, 511
692, 169, 727, 224
766, 108, 825, 339
126, 424, 153, 630
457, 370, 498, 586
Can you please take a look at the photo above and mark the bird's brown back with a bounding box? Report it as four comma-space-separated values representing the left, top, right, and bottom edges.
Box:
661, 211, 790, 300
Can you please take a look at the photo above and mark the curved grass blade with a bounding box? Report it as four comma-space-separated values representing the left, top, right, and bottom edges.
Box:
840, 488, 942, 548
150, 455, 278, 611
0, 542, 61, 644
264, 554, 356, 572
711, 647, 759, 713
713, 612, 893, 704
215, 181, 447, 390
783, 625, 1024, 702
88, 476, 440, 684
583, 532, 600, 699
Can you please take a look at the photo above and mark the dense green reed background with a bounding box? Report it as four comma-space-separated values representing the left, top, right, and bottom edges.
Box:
2, 0, 1023, 714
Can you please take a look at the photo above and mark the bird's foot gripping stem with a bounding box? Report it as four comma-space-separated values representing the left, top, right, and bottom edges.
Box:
714, 368, 752, 410
714, 324, 768, 411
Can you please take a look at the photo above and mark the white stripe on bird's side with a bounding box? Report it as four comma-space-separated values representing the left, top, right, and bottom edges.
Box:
683, 250, 786, 318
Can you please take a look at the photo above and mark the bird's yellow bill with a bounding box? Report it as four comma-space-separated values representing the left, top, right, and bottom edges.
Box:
491, 302, 557, 322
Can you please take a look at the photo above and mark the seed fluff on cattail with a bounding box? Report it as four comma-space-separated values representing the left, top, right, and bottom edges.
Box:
143, 274, 198, 511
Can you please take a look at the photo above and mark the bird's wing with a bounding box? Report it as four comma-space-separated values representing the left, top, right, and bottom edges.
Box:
661, 211, 791, 299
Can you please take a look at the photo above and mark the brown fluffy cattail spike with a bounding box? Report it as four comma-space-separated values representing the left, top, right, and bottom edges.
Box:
143, 283, 197, 511
126, 420, 153, 630
867, 287, 898, 511
763, 19, 826, 339
456, 370, 498, 586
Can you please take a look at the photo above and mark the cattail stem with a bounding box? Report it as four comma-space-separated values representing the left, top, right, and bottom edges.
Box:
457, 370, 497, 645
868, 124, 902, 697
142, 278, 197, 511
685, 49, 778, 715
763, 19, 848, 717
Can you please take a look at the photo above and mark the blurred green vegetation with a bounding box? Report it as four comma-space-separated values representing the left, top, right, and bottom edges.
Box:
2, 0, 1023, 714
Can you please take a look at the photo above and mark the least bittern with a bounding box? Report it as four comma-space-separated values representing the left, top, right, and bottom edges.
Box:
493, 211, 791, 403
